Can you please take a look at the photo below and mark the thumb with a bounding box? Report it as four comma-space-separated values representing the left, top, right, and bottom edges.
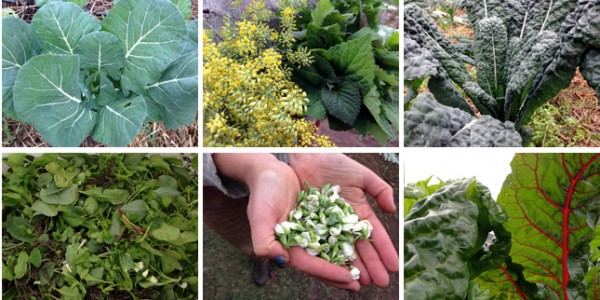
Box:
247, 192, 290, 266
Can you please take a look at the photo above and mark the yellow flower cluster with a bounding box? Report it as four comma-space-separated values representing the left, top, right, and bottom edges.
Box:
203, 21, 333, 147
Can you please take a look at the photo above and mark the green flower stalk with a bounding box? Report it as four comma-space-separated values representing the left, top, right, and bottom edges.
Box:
275, 184, 373, 279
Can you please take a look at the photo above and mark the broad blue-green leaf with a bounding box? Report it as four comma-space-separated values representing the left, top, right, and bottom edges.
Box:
151, 221, 181, 241
96, 73, 121, 106
40, 185, 78, 205
103, 0, 186, 94
74, 32, 126, 71
145, 52, 197, 129
320, 77, 362, 125
171, 0, 191, 20
31, 200, 59, 217
14, 251, 29, 279
2, 17, 38, 118
92, 96, 147, 146
13, 54, 97, 146
32, 2, 100, 54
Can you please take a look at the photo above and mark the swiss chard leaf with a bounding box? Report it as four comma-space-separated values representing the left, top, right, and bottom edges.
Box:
497, 153, 600, 299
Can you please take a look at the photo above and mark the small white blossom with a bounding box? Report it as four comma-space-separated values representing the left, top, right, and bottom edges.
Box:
142, 269, 149, 278
149, 276, 158, 284
134, 261, 144, 272
350, 265, 360, 280
342, 215, 359, 224
179, 282, 188, 289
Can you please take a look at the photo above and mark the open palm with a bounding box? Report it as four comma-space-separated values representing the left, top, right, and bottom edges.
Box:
288, 153, 399, 288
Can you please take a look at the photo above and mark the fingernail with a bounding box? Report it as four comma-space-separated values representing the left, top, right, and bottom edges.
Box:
274, 256, 286, 267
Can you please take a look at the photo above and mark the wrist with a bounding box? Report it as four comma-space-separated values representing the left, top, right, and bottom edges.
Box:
213, 153, 281, 184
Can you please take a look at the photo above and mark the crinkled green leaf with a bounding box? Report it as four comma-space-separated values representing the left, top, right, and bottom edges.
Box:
320, 77, 362, 125
405, 93, 522, 147
32, 2, 100, 54
102, 0, 186, 94
92, 96, 147, 146
405, 178, 510, 299
324, 35, 375, 85
13, 54, 97, 146
498, 153, 600, 300
311, 0, 334, 27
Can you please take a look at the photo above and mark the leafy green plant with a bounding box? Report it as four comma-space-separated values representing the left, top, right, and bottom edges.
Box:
529, 102, 590, 147
292, 0, 399, 145
2, 153, 198, 299
405, 153, 600, 299
404, 0, 600, 146
2, 0, 198, 146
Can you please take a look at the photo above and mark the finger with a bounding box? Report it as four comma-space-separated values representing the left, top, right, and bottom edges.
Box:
367, 215, 400, 272
287, 247, 354, 283
356, 239, 389, 288
351, 254, 372, 286
361, 167, 396, 213
247, 189, 289, 263
320, 278, 361, 291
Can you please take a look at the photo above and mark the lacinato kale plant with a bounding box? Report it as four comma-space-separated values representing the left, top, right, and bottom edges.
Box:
2, 0, 198, 146
405, 153, 600, 299
404, 0, 600, 147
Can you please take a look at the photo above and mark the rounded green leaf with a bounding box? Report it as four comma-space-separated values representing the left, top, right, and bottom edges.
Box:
13, 54, 97, 146
150, 222, 181, 242
74, 31, 126, 71
31, 200, 59, 217
29, 248, 42, 268
92, 96, 147, 146
40, 185, 79, 205
102, 0, 186, 93
14, 251, 29, 279
32, 2, 100, 54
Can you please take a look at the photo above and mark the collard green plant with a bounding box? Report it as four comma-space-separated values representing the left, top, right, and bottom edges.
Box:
405, 153, 600, 299
2, 153, 199, 299
2, 0, 198, 146
404, 0, 600, 146
292, 0, 399, 146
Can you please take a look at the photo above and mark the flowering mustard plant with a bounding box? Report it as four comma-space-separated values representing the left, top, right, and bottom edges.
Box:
275, 184, 373, 280
203, 2, 333, 147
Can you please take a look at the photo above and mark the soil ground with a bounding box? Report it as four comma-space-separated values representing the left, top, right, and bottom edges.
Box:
1, 0, 199, 147
203, 153, 400, 300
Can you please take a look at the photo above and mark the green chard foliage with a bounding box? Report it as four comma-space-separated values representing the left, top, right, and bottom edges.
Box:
404, 0, 600, 146
405, 153, 600, 299
292, 0, 399, 146
2, 0, 198, 146
2, 153, 199, 299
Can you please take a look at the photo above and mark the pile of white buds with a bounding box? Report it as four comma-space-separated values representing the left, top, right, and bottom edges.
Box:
274, 184, 373, 280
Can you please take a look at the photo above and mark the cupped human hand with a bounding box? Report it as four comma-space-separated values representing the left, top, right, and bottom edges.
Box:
288, 153, 399, 288
214, 154, 358, 290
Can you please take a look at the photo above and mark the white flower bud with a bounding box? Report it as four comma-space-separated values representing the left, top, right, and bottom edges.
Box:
342, 242, 354, 258
179, 282, 188, 289
149, 276, 158, 284
274, 224, 285, 235
329, 226, 341, 236
142, 269, 149, 278
342, 215, 359, 224
134, 261, 144, 272
350, 265, 360, 280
